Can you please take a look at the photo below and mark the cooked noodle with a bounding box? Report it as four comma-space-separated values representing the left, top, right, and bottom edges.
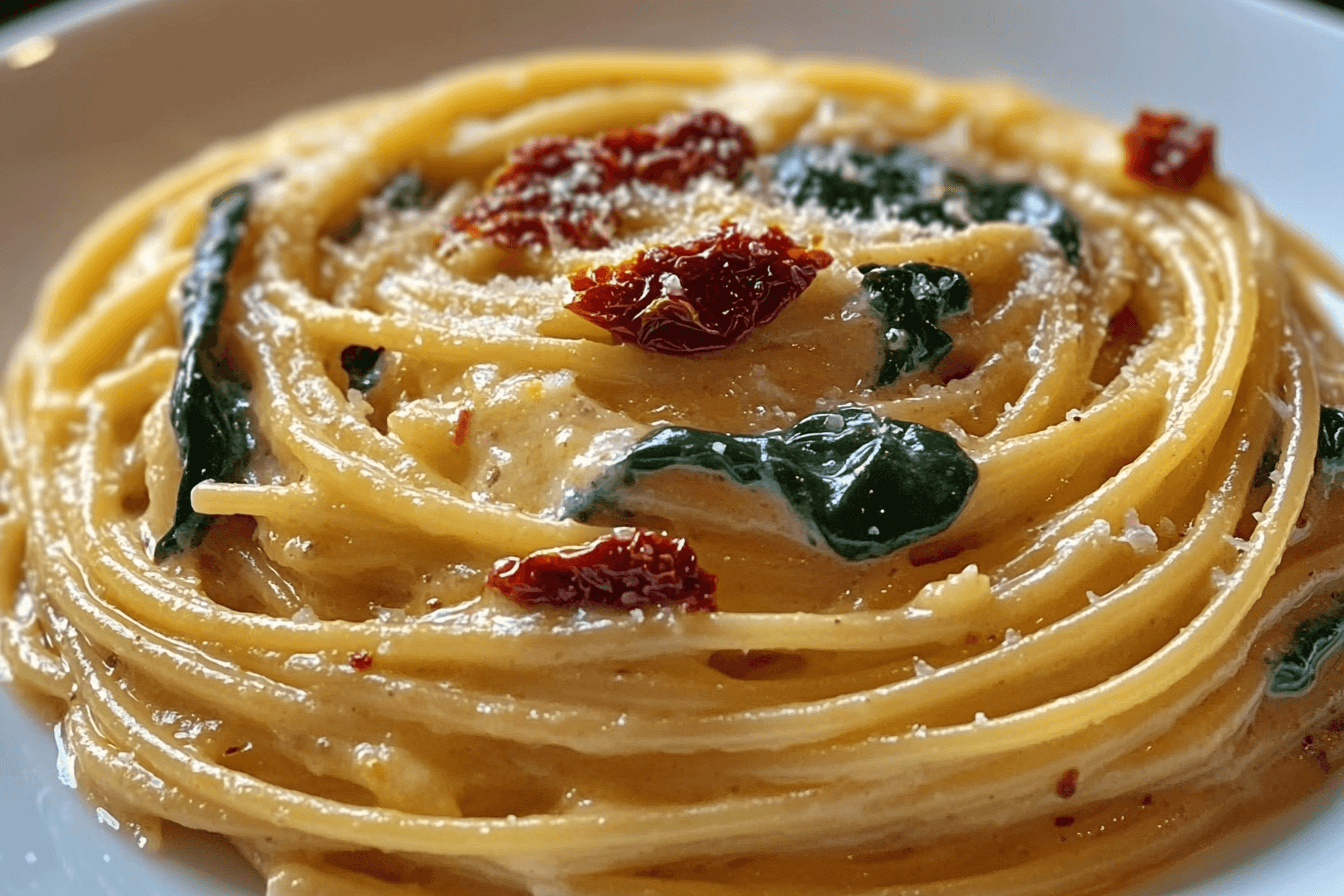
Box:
4, 51, 1344, 896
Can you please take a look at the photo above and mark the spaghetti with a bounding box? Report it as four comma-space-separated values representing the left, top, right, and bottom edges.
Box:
4, 51, 1344, 896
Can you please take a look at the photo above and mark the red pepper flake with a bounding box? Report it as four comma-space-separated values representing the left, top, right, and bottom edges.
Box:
1122, 110, 1215, 190
1054, 815, 1075, 827
1328, 716, 1344, 734
568, 223, 833, 355
1056, 768, 1079, 799
488, 527, 717, 611
452, 407, 473, 447
349, 651, 374, 671
452, 109, 756, 251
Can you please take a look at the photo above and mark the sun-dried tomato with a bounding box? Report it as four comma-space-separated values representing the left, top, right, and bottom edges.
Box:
1122, 110, 1215, 190
567, 223, 833, 355
622, 108, 755, 190
452, 109, 755, 251
487, 528, 717, 612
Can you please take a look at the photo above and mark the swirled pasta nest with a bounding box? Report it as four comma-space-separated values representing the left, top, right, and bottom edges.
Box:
3, 51, 1344, 896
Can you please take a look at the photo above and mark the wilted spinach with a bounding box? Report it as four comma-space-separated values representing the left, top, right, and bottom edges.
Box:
567, 407, 977, 561
153, 184, 256, 562
1316, 405, 1344, 493
340, 345, 385, 393
772, 142, 1082, 265
860, 262, 972, 386
1269, 595, 1344, 696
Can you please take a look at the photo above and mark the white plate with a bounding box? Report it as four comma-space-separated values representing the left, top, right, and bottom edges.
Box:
2, 0, 1343, 893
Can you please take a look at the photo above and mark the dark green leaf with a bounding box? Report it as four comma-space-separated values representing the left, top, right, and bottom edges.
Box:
331, 170, 439, 244
377, 170, 437, 211
1253, 424, 1281, 489
945, 173, 1081, 266
772, 142, 1082, 265
897, 199, 962, 228
1317, 406, 1344, 493
340, 345, 384, 393
567, 407, 977, 561
859, 263, 972, 386
1268, 595, 1344, 695
154, 184, 256, 562
773, 144, 939, 219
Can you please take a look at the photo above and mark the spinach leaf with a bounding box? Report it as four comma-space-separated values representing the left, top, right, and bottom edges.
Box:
773, 143, 940, 220
1253, 422, 1282, 489
1252, 404, 1344, 493
772, 142, 1083, 265
1317, 406, 1344, 493
944, 172, 1081, 267
340, 345, 384, 393
154, 184, 256, 562
377, 170, 437, 211
1253, 444, 1281, 489
567, 407, 977, 561
331, 170, 438, 243
1269, 595, 1344, 696
859, 263, 972, 386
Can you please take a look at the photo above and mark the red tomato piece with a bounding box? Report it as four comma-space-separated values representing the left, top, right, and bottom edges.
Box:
452, 110, 756, 250
567, 223, 833, 355
487, 528, 718, 612
1122, 110, 1215, 190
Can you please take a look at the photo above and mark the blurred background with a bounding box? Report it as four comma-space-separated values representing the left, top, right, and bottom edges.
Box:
4, 0, 1344, 28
